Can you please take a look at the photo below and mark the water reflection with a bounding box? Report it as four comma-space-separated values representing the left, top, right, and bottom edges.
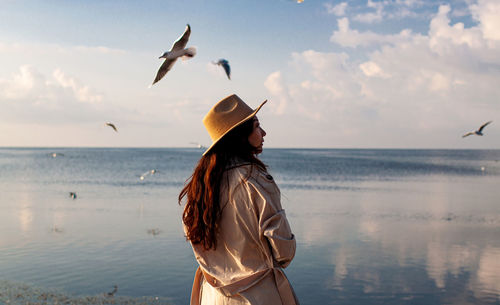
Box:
476, 247, 500, 299
1, 148, 500, 305
287, 177, 500, 304
426, 242, 476, 289
51, 209, 67, 232
16, 191, 36, 233
331, 247, 348, 289
18, 207, 33, 232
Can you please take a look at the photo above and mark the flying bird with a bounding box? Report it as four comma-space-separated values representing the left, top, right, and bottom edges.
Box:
105, 122, 118, 132
212, 59, 231, 80
140, 169, 158, 180
151, 24, 196, 86
462, 121, 492, 138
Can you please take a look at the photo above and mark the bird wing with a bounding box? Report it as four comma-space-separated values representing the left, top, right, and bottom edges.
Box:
152, 58, 177, 85
106, 123, 118, 132
221, 60, 231, 79
477, 121, 492, 133
462, 132, 474, 138
171, 24, 191, 52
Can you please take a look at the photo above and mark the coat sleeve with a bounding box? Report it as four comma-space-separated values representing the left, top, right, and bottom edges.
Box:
248, 171, 296, 268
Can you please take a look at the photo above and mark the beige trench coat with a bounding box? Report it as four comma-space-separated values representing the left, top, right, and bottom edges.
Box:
187, 163, 299, 305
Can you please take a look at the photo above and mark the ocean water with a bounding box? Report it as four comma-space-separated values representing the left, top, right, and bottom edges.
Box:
1, 148, 500, 305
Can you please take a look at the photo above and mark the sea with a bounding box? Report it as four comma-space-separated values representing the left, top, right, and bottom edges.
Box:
1, 148, 500, 305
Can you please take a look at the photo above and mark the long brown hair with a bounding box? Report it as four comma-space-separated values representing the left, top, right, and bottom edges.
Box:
179, 118, 266, 251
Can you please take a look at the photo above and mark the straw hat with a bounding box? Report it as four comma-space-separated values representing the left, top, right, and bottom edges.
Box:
202, 94, 267, 155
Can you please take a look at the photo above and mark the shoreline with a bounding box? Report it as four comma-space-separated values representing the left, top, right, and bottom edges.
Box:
0, 280, 173, 305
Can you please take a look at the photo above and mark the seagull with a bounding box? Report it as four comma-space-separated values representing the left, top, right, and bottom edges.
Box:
51, 225, 64, 233
212, 59, 231, 80
51, 152, 65, 158
69, 192, 77, 199
147, 228, 161, 236
189, 142, 206, 149
106, 285, 118, 297
462, 121, 492, 138
105, 122, 118, 132
140, 169, 158, 180
151, 24, 196, 86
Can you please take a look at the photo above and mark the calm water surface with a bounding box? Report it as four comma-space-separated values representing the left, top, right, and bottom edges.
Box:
0, 148, 499, 304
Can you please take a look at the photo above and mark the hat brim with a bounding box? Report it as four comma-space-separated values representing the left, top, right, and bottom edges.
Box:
202, 100, 267, 156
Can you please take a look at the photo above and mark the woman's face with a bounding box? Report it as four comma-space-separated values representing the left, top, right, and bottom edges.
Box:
248, 116, 266, 154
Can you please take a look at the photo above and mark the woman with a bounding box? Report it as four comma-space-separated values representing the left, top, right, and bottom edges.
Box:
179, 94, 299, 305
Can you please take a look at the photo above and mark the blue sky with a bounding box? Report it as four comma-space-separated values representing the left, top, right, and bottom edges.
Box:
0, 0, 499, 148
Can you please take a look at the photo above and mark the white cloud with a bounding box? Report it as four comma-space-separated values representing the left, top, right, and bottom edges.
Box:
0, 42, 26, 53
263, 71, 288, 115
353, 0, 385, 23
290, 50, 357, 106
331, 0, 431, 24
353, 11, 383, 23
0, 41, 127, 56
72, 45, 127, 55
359, 61, 390, 78
428, 72, 450, 92
52, 69, 103, 103
395, 0, 422, 6
291, 49, 351, 82
0, 65, 104, 123
281, 50, 366, 127
470, 0, 500, 41
330, 18, 413, 48
266, 1, 500, 148
325, 2, 348, 16
429, 5, 484, 50
1, 65, 45, 99
0, 40, 217, 146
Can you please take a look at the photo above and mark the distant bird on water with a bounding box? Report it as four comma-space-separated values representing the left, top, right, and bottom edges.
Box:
147, 228, 161, 236
189, 142, 206, 149
106, 285, 118, 297
151, 24, 196, 86
69, 192, 77, 199
51, 152, 64, 158
105, 122, 118, 132
51, 225, 64, 233
212, 59, 231, 80
140, 169, 158, 180
462, 121, 492, 138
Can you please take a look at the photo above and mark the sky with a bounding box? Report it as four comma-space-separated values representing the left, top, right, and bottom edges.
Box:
0, 0, 499, 149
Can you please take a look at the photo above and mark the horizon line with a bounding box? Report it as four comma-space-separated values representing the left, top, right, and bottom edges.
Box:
0, 146, 499, 151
